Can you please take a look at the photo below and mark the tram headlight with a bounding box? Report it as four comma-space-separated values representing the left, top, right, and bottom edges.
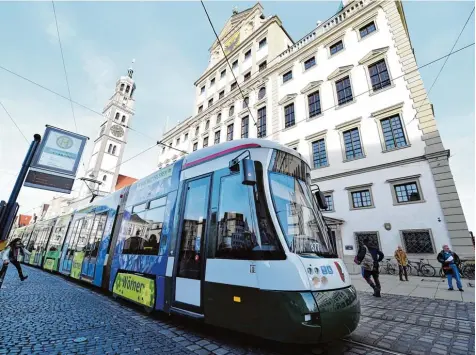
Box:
314, 267, 319, 274
307, 267, 312, 274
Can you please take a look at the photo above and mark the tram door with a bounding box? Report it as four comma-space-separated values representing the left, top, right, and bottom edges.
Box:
81, 212, 108, 281
173, 176, 211, 314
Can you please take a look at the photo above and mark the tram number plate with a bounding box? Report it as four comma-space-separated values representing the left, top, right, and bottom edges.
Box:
250, 264, 256, 273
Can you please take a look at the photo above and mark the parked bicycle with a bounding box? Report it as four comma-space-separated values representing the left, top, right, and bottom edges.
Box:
439, 259, 474, 279
407, 259, 436, 277
380, 258, 397, 275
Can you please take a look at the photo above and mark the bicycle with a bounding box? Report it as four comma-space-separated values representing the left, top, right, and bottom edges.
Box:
407, 259, 436, 277
380, 258, 397, 275
439, 259, 474, 279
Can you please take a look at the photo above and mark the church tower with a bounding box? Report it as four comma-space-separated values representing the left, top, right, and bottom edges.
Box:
80, 64, 136, 197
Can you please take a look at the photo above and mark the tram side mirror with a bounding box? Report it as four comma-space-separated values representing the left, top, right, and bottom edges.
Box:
315, 190, 328, 210
241, 159, 257, 186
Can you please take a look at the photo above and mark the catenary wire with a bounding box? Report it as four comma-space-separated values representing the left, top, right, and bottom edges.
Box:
406, 6, 474, 126
200, 0, 258, 126
0, 100, 29, 144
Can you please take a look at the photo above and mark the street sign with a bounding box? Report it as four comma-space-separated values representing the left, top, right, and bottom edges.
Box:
24, 126, 88, 194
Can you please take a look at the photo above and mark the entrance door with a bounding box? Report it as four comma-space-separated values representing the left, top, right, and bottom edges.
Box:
61, 219, 82, 273
173, 176, 211, 314
81, 212, 108, 281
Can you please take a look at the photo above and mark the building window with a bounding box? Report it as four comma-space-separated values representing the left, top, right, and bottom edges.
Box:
312, 139, 328, 168
257, 107, 266, 138
108, 144, 112, 153
102, 175, 107, 182
205, 120, 210, 130
214, 130, 220, 144
193, 142, 198, 151
232, 60, 238, 70
203, 137, 209, 148
121, 115, 126, 123
227, 124, 234, 141
210, 78, 215, 87
259, 37, 267, 49
200, 86, 205, 94
216, 113, 222, 124
259, 61, 267, 72
351, 189, 373, 209
162, 147, 166, 153
388, 177, 424, 205
380, 114, 407, 150
330, 40, 344, 56
258, 87, 266, 100
243, 97, 249, 109
369, 59, 391, 91
284, 103, 295, 128
198, 105, 203, 113
176, 137, 180, 145
402, 230, 434, 254
343, 127, 363, 160
221, 69, 226, 79
120, 83, 124, 91
308, 91, 321, 118
184, 133, 188, 141
355, 232, 380, 249
231, 81, 237, 91
304, 57, 316, 70
283, 70, 293, 83
336, 76, 353, 105
112, 145, 117, 155
208, 98, 213, 107
126, 85, 130, 93
114, 112, 120, 120
241, 116, 249, 138
244, 72, 251, 81
244, 49, 251, 60
324, 194, 334, 212
195, 126, 200, 137
360, 21, 376, 38
229, 105, 235, 116
219, 90, 224, 99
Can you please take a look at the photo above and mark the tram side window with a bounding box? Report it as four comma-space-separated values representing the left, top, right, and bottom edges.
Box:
26, 230, 38, 252
86, 212, 108, 258
216, 171, 282, 260
48, 226, 65, 252
66, 220, 82, 256
122, 196, 168, 255
75, 216, 94, 253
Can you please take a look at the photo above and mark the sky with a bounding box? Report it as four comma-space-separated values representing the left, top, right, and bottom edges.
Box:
0, 1, 474, 230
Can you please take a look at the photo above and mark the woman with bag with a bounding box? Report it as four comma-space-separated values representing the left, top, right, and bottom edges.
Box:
437, 244, 463, 291
355, 237, 384, 297
1, 238, 30, 283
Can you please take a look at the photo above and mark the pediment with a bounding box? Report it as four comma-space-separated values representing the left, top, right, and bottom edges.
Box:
278, 93, 297, 106
358, 47, 389, 65
327, 65, 354, 81
300, 81, 323, 94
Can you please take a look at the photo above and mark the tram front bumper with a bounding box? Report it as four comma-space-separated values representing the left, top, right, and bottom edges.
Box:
258, 285, 360, 344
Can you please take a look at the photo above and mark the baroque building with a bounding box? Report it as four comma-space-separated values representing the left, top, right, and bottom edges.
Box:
158, 0, 471, 268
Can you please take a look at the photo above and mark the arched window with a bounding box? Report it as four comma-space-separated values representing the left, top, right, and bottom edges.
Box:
126, 85, 131, 94
258, 87, 266, 100
102, 175, 107, 182
121, 115, 126, 123
216, 113, 222, 124
120, 83, 124, 91
243, 97, 249, 109
112, 145, 117, 155
205, 120, 210, 130
108, 144, 112, 153
115, 112, 120, 120
229, 105, 234, 116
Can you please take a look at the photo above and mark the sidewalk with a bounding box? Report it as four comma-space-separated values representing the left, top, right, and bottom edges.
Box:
351, 273, 475, 303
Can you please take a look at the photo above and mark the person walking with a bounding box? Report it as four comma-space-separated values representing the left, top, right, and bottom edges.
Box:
1, 238, 30, 282
437, 244, 463, 292
394, 246, 409, 281
356, 237, 384, 297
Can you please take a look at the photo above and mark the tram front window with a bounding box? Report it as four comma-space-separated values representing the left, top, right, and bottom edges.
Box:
269, 150, 332, 257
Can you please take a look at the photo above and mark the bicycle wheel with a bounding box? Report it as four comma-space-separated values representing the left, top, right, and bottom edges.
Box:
409, 264, 418, 276
387, 264, 397, 276
420, 264, 436, 277
462, 264, 475, 280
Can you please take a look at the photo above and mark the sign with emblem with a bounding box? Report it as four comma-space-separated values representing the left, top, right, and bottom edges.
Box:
25, 126, 88, 194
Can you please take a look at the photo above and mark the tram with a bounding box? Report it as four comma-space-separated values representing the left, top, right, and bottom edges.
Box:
10, 139, 360, 344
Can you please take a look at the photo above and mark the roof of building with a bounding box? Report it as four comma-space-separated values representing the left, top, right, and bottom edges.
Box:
115, 174, 138, 191
18, 214, 32, 227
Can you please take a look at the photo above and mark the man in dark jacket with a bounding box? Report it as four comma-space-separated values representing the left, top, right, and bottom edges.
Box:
1, 238, 29, 282
437, 244, 463, 291
356, 237, 384, 297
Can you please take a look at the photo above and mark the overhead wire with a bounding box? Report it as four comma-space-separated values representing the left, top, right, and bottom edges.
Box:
0, 100, 29, 144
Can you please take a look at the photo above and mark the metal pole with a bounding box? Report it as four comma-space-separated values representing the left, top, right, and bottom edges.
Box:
0, 134, 41, 241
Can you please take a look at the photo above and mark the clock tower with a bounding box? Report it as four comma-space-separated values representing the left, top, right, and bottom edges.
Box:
79, 64, 137, 197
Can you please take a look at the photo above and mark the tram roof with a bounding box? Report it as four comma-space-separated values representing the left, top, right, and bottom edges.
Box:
182, 138, 303, 169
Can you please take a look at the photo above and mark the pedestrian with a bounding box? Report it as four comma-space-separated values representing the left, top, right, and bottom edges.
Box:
356, 237, 384, 297
1, 238, 30, 282
394, 245, 409, 281
437, 244, 463, 292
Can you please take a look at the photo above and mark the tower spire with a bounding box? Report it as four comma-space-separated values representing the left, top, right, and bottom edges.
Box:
128, 58, 135, 78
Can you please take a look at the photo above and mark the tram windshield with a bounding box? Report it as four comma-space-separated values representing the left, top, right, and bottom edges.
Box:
269, 150, 333, 257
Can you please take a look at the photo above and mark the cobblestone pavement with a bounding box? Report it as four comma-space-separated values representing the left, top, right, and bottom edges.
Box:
0, 266, 474, 355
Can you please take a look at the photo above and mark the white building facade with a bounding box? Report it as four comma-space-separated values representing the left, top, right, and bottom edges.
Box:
157, 1, 472, 269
